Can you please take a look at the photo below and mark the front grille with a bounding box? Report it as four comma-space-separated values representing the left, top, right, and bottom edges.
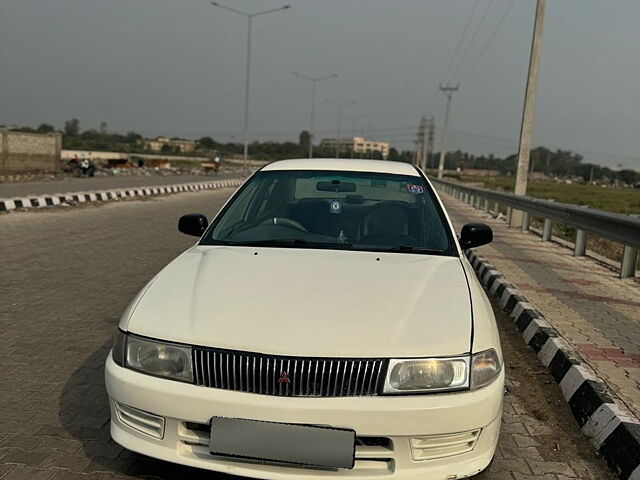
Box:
193, 348, 387, 397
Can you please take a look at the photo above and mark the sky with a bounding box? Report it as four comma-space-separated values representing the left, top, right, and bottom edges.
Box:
0, 0, 639, 170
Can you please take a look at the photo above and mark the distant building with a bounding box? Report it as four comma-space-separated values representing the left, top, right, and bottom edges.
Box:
143, 137, 196, 153
319, 136, 390, 159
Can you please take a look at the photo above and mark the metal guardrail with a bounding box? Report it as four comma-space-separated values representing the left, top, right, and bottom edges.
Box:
430, 177, 640, 278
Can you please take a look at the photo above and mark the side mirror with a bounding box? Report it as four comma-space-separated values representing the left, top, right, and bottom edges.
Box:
178, 213, 208, 237
459, 223, 492, 249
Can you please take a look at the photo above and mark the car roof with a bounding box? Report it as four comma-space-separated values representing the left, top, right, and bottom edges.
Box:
261, 158, 421, 176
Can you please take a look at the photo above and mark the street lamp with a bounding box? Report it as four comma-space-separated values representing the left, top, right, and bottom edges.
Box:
292, 72, 338, 158
325, 100, 356, 158
209, 2, 291, 175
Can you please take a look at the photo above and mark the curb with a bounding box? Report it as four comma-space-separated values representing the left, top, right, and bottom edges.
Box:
0, 178, 244, 212
466, 249, 640, 479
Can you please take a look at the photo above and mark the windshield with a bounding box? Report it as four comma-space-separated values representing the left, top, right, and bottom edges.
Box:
202, 170, 456, 255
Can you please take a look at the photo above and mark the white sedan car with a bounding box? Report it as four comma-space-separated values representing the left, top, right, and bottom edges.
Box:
105, 158, 503, 480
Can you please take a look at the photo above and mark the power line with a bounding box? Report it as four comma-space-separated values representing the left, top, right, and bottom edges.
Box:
447, 0, 495, 83
441, 0, 480, 82
457, 0, 517, 84
428, 0, 480, 112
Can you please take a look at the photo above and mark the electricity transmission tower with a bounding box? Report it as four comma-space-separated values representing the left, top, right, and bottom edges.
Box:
414, 116, 427, 169
426, 116, 435, 170
437, 84, 458, 179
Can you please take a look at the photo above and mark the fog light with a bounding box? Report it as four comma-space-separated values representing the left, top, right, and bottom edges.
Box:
114, 401, 165, 439
410, 429, 481, 461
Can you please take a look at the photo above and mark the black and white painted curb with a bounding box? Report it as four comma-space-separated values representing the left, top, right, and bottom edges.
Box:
0, 179, 243, 212
466, 249, 640, 479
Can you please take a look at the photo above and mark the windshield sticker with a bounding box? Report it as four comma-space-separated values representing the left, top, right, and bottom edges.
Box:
406, 184, 424, 194
329, 200, 342, 214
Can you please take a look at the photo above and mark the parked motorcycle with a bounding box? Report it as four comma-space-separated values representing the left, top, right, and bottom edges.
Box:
69, 158, 96, 177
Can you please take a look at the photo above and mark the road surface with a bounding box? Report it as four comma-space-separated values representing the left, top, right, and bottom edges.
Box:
0, 190, 613, 479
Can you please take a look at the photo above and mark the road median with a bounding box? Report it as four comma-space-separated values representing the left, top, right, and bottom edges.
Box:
0, 178, 244, 213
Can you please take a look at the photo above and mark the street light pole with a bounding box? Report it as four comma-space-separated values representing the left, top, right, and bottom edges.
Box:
325, 100, 356, 159
292, 72, 338, 158
210, 2, 291, 176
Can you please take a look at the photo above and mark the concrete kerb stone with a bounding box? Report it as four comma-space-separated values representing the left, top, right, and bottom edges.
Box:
466, 248, 640, 479
0, 178, 244, 213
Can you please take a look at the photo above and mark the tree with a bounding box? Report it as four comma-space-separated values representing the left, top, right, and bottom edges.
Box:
197, 136, 216, 150
161, 144, 174, 153
37, 123, 55, 133
387, 147, 400, 162
299, 130, 311, 149
125, 132, 142, 144
618, 169, 638, 185
64, 118, 80, 136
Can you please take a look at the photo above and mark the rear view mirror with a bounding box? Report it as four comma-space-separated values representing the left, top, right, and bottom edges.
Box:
459, 223, 492, 249
179, 213, 208, 237
316, 181, 357, 192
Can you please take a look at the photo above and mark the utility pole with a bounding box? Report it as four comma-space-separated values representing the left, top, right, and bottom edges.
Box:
437, 84, 459, 179
510, 0, 546, 227
529, 151, 535, 177
325, 100, 356, 158
420, 118, 428, 171
415, 116, 427, 169
292, 72, 338, 158
426, 116, 435, 170
209, 2, 291, 176
545, 150, 551, 175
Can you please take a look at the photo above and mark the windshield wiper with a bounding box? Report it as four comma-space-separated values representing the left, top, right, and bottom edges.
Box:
379, 245, 445, 255
226, 239, 352, 249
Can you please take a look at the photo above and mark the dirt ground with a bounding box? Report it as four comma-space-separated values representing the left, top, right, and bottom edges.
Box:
474, 295, 615, 479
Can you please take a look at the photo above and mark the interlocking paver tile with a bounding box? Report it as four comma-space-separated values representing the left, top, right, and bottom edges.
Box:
0, 189, 615, 479
441, 193, 640, 418
1, 465, 58, 480
527, 460, 577, 477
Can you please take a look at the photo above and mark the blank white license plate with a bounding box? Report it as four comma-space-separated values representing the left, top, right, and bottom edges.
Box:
209, 417, 356, 469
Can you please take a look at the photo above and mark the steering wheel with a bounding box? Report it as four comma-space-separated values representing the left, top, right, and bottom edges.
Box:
259, 217, 308, 232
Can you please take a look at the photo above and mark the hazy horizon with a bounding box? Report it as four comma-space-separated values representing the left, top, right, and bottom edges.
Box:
1, 0, 638, 170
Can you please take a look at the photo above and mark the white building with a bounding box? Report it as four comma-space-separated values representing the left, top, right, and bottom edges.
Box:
319, 136, 390, 159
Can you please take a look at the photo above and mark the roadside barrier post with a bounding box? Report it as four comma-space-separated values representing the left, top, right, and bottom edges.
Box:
620, 246, 638, 279
522, 212, 531, 232
542, 219, 553, 241
574, 229, 587, 256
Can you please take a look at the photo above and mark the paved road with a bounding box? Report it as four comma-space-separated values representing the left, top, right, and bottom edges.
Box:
0, 171, 241, 199
0, 190, 612, 479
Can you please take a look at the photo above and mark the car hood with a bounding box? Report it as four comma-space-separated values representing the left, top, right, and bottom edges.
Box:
125, 246, 472, 358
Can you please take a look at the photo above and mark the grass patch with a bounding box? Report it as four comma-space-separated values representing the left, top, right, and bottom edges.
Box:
455, 176, 640, 215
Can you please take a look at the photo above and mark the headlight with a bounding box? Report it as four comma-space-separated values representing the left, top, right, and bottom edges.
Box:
383, 349, 502, 394
383, 357, 470, 394
112, 331, 193, 383
471, 348, 501, 389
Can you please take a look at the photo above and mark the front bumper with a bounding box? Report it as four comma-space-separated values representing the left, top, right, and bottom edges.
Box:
105, 354, 504, 480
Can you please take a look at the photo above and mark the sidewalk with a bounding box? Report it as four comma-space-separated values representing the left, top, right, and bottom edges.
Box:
440, 193, 640, 420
